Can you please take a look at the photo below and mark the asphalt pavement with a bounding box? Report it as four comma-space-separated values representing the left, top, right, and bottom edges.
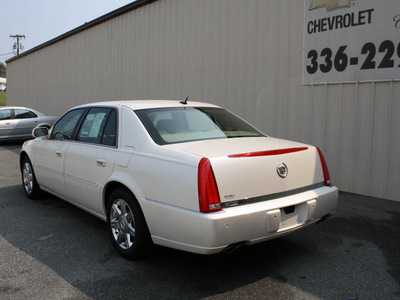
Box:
0, 142, 399, 300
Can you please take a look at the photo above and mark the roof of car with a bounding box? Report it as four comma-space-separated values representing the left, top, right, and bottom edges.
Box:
1, 106, 30, 110
0, 106, 44, 114
74, 100, 221, 110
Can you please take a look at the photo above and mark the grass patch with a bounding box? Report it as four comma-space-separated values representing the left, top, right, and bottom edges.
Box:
0, 92, 6, 106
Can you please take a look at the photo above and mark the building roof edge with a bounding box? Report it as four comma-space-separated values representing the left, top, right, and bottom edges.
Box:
6, 0, 158, 63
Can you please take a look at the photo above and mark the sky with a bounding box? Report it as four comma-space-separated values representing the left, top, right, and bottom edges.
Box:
0, 0, 136, 65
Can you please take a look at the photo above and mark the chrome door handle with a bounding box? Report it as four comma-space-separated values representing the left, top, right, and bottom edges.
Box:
96, 159, 107, 167
56, 151, 63, 157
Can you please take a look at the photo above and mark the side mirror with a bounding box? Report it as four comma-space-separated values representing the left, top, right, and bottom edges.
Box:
33, 126, 49, 138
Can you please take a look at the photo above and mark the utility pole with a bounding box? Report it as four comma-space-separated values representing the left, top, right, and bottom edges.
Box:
10, 34, 26, 55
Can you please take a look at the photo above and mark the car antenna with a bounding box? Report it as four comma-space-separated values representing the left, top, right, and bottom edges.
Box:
180, 97, 188, 105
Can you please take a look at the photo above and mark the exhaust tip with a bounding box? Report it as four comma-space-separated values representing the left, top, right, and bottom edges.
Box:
222, 242, 246, 254
316, 212, 335, 224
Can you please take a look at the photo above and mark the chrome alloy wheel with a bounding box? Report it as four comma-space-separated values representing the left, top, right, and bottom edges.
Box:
110, 199, 136, 250
23, 161, 34, 195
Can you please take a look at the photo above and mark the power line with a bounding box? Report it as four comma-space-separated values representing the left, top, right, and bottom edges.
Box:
0, 52, 13, 57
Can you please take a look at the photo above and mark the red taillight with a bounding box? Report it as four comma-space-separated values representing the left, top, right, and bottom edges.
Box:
198, 158, 222, 213
317, 147, 332, 186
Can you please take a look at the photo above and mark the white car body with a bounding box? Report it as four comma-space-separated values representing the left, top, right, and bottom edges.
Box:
20, 100, 338, 257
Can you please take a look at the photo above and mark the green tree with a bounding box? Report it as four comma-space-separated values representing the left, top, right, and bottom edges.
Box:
0, 62, 6, 77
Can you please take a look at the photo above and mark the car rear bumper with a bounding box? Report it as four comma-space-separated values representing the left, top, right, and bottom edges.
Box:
141, 185, 339, 255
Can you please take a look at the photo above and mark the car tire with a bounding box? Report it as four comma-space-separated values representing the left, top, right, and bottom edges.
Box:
21, 156, 42, 199
107, 188, 153, 260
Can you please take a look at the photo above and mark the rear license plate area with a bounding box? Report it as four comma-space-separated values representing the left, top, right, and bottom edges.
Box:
266, 200, 315, 233
279, 205, 301, 231
283, 205, 295, 214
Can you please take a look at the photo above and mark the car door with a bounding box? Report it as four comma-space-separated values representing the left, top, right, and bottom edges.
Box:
13, 109, 40, 139
0, 109, 14, 139
64, 107, 118, 216
33, 108, 86, 198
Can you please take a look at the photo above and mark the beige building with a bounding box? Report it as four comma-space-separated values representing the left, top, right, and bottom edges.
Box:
6, 0, 400, 202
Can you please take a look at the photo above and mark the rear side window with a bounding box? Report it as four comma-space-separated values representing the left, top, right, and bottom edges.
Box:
101, 109, 117, 146
77, 108, 117, 146
51, 109, 86, 140
135, 107, 264, 145
15, 109, 37, 119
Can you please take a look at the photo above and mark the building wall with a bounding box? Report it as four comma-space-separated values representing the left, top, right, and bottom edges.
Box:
7, 0, 400, 201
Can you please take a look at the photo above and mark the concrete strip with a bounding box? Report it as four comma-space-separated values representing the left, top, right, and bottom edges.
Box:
0, 235, 91, 300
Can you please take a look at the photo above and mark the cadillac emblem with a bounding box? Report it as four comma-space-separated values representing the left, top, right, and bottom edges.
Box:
277, 163, 288, 178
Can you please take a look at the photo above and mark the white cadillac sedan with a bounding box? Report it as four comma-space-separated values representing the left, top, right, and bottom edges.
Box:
20, 100, 338, 259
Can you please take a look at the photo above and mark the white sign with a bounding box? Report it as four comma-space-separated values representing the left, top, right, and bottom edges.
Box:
303, 0, 400, 85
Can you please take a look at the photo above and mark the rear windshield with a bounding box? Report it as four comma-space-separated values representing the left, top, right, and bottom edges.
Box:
135, 107, 264, 145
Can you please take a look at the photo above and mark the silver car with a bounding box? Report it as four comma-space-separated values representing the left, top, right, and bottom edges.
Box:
0, 106, 58, 141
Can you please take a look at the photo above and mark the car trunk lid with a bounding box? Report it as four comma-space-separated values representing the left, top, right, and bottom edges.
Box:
167, 137, 325, 203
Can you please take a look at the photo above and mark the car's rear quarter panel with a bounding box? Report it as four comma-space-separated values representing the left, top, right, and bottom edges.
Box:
128, 152, 199, 210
